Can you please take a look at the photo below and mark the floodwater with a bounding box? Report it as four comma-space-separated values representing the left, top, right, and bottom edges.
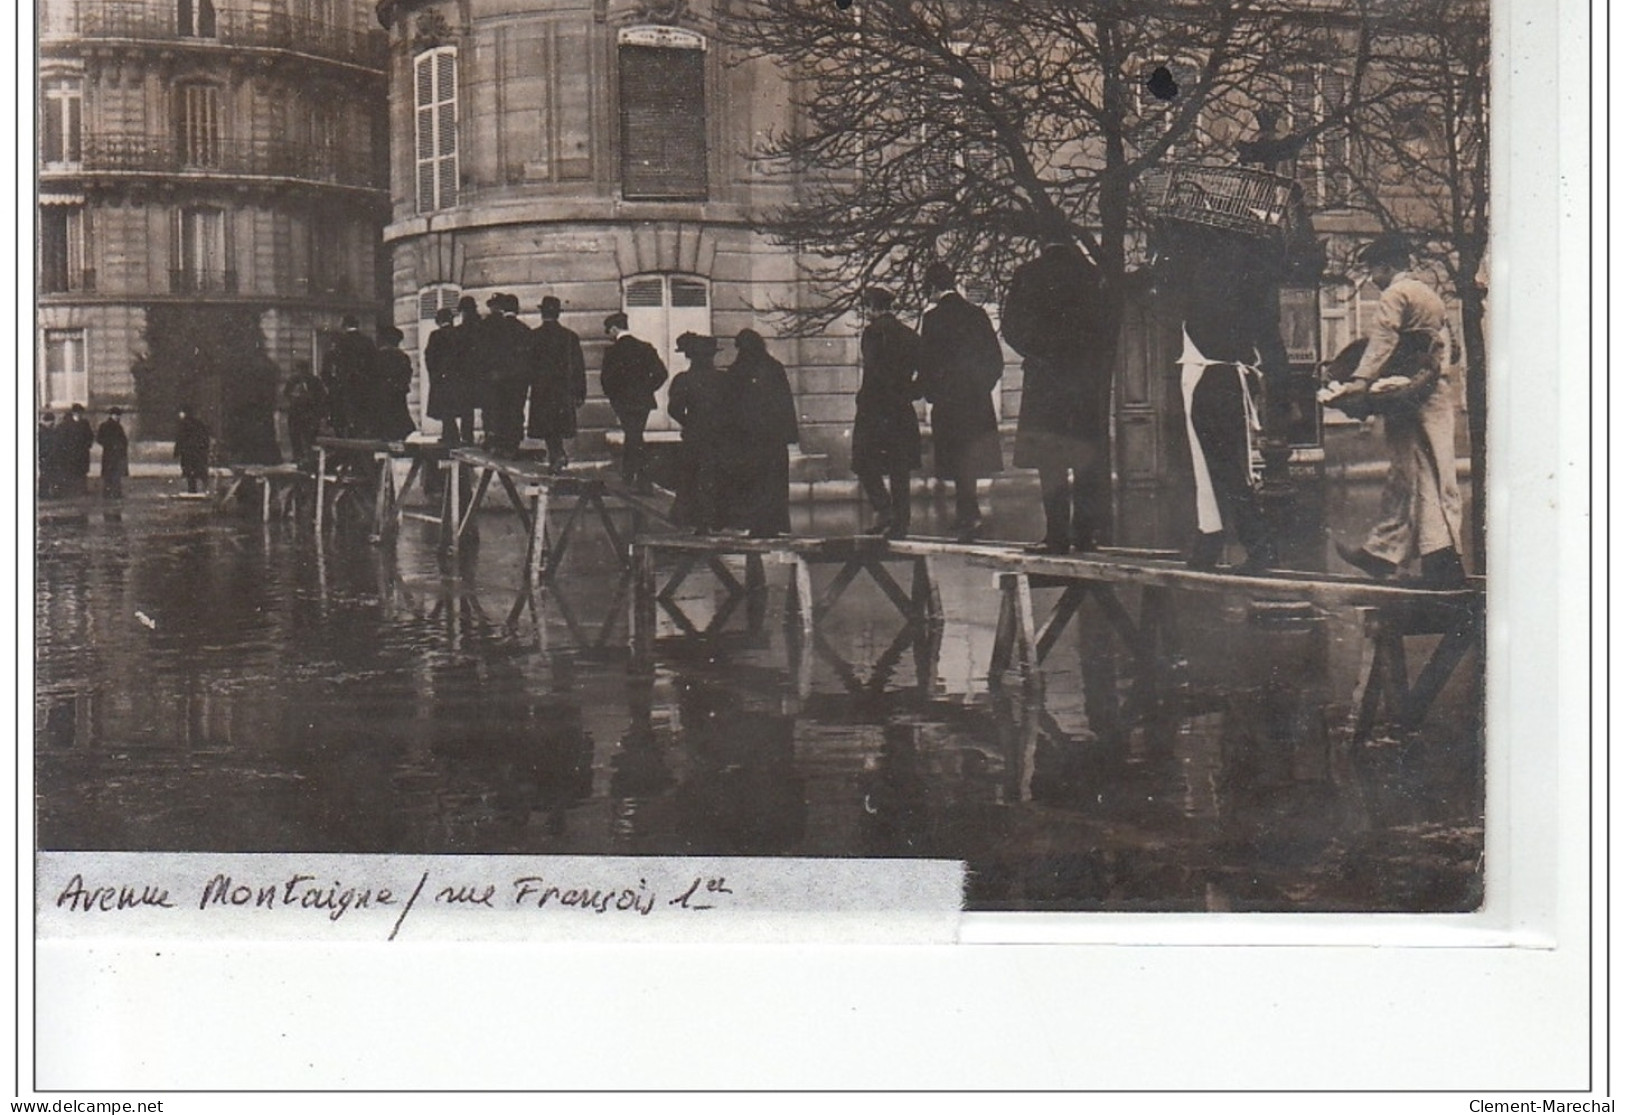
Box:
34, 473, 1483, 912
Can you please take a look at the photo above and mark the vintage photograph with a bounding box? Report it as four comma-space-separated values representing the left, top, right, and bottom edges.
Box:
35, 0, 1489, 914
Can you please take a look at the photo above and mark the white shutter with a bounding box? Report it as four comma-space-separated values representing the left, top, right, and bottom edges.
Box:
623, 274, 711, 431
415, 47, 458, 212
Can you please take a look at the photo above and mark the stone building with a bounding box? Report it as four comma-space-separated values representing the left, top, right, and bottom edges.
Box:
374, 0, 841, 465
38, 0, 390, 442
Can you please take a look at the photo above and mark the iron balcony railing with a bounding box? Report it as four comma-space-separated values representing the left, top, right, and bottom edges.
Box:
170, 269, 239, 294
71, 2, 388, 70
41, 269, 98, 294
75, 134, 383, 191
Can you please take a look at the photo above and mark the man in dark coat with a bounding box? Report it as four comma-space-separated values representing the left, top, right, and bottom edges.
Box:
919, 262, 1004, 541
599, 311, 669, 492
731, 329, 799, 538
852, 287, 922, 538
322, 315, 375, 437
37, 411, 59, 500
174, 405, 212, 493
423, 307, 466, 445
1003, 241, 1114, 553
368, 325, 418, 442
56, 404, 96, 497
482, 293, 534, 457
96, 407, 129, 500
283, 360, 327, 467
527, 296, 587, 472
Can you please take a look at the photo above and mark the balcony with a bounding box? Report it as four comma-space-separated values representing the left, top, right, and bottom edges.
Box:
170, 268, 239, 294
73, 135, 383, 192
65, 2, 388, 71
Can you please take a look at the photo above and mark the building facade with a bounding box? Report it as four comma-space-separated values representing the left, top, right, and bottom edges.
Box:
38, 0, 391, 442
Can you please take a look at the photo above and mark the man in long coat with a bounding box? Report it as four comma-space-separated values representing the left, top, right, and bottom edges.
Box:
527, 296, 587, 472
852, 287, 922, 539
38, 412, 59, 500
283, 361, 327, 467
1002, 241, 1114, 553
482, 293, 534, 457
423, 307, 465, 445
1333, 234, 1465, 589
600, 311, 669, 492
919, 262, 1004, 541
96, 407, 129, 500
56, 404, 96, 497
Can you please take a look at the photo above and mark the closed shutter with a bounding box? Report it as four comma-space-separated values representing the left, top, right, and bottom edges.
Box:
623, 274, 710, 430
619, 43, 707, 200
178, 85, 221, 168
415, 47, 459, 212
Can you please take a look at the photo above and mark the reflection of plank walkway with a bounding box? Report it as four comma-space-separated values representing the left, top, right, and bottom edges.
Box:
631, 532, 1484, 736
450, 448, 676, 581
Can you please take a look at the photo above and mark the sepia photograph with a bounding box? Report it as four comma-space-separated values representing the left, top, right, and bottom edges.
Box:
24, 0, 1593, 1095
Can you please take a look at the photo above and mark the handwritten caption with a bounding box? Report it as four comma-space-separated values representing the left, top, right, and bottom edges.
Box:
52, 868, 736, 940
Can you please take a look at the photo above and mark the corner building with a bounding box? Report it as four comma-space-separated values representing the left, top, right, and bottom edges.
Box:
374, 0, 842, 462
38, 0, 390, 441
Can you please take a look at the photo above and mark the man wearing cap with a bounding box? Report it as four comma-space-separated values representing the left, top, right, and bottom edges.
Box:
1334, 234, 1465, 589
527, 296, 587, 472
918, 262, 1004, 541
852, 286, 922, 539
483, 293, 534, 457
599, 312, 668, 492
96, 407, 129, 500
1001, 241, 1113, 554
322, 314, 374, 437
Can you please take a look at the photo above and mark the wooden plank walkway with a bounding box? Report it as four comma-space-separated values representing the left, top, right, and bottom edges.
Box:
631, 531, 1484, 739
216, 463, 309, 522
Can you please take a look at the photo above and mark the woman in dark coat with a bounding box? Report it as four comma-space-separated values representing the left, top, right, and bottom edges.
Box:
666, 332, 729, 532
174, 406, 212, 493
730, 329, 799, 538
95, 408, 129, 500
852, 287, 922, 538
37, 412, 59, 500
369, 326, 418, 442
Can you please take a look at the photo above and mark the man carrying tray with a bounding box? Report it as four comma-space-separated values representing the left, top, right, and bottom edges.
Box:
1326, 234, 1466, 590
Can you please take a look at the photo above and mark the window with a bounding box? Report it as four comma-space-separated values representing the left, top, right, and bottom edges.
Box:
1288, 69, 1353, 209
40, 205, 89, 293
42, 330, 88, 408
172, 207, 231, 292
308, 212, 346, 294
622, 273, 710, 429
618, 28, 707, 200
916, 43, 996, 196
176, 84, 222, 168
1137, 60, 1204, 156
178, 0, 217, 38
42, 79, 81, 166
414, 47, 459, 213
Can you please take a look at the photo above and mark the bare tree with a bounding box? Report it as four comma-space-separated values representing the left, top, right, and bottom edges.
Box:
719, 0, 1346, 347
1338, 0, 1490, 569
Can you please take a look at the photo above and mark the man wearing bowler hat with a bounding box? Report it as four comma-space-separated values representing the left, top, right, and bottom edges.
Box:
599, 311, 668, 492
1333, 234, 1465, 589
482, 293, 533, 457
527, 296, 587, 472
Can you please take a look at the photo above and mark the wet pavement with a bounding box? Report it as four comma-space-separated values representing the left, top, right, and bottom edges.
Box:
34, 475, 1483, 912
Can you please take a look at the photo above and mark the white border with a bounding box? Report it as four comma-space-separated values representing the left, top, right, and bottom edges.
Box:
10, 0, 1601, 1098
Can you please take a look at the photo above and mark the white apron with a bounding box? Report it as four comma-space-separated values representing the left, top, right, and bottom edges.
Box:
1178, 327, 1263, 534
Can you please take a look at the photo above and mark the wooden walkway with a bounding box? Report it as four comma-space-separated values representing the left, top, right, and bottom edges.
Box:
312, 437, 449, 542
630, 532, 1484, 741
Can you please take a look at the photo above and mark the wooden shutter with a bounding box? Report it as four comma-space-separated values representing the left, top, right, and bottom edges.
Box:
619, 43, 707, 200
415, 48, 459, 212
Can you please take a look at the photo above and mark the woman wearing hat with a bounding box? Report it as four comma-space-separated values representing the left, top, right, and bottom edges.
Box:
666, 332, 728, 531
96, 407, 129, 500
852, 287, 923, 539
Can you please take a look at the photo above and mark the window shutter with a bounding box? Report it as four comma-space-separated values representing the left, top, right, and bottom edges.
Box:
416, 48, 458, 212
625, 278, 664, 307
619, 43, 707, 200
670, 277, 708, 308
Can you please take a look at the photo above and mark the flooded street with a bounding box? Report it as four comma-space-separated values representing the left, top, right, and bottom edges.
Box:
34, 478, 1483, 912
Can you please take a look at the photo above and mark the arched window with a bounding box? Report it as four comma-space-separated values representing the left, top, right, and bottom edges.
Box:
622, 273, 710, 429
414, 47, 459, 213
618, 27, 707, 200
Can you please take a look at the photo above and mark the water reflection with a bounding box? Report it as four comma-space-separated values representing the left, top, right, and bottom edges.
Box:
34, 483, 1483, 911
